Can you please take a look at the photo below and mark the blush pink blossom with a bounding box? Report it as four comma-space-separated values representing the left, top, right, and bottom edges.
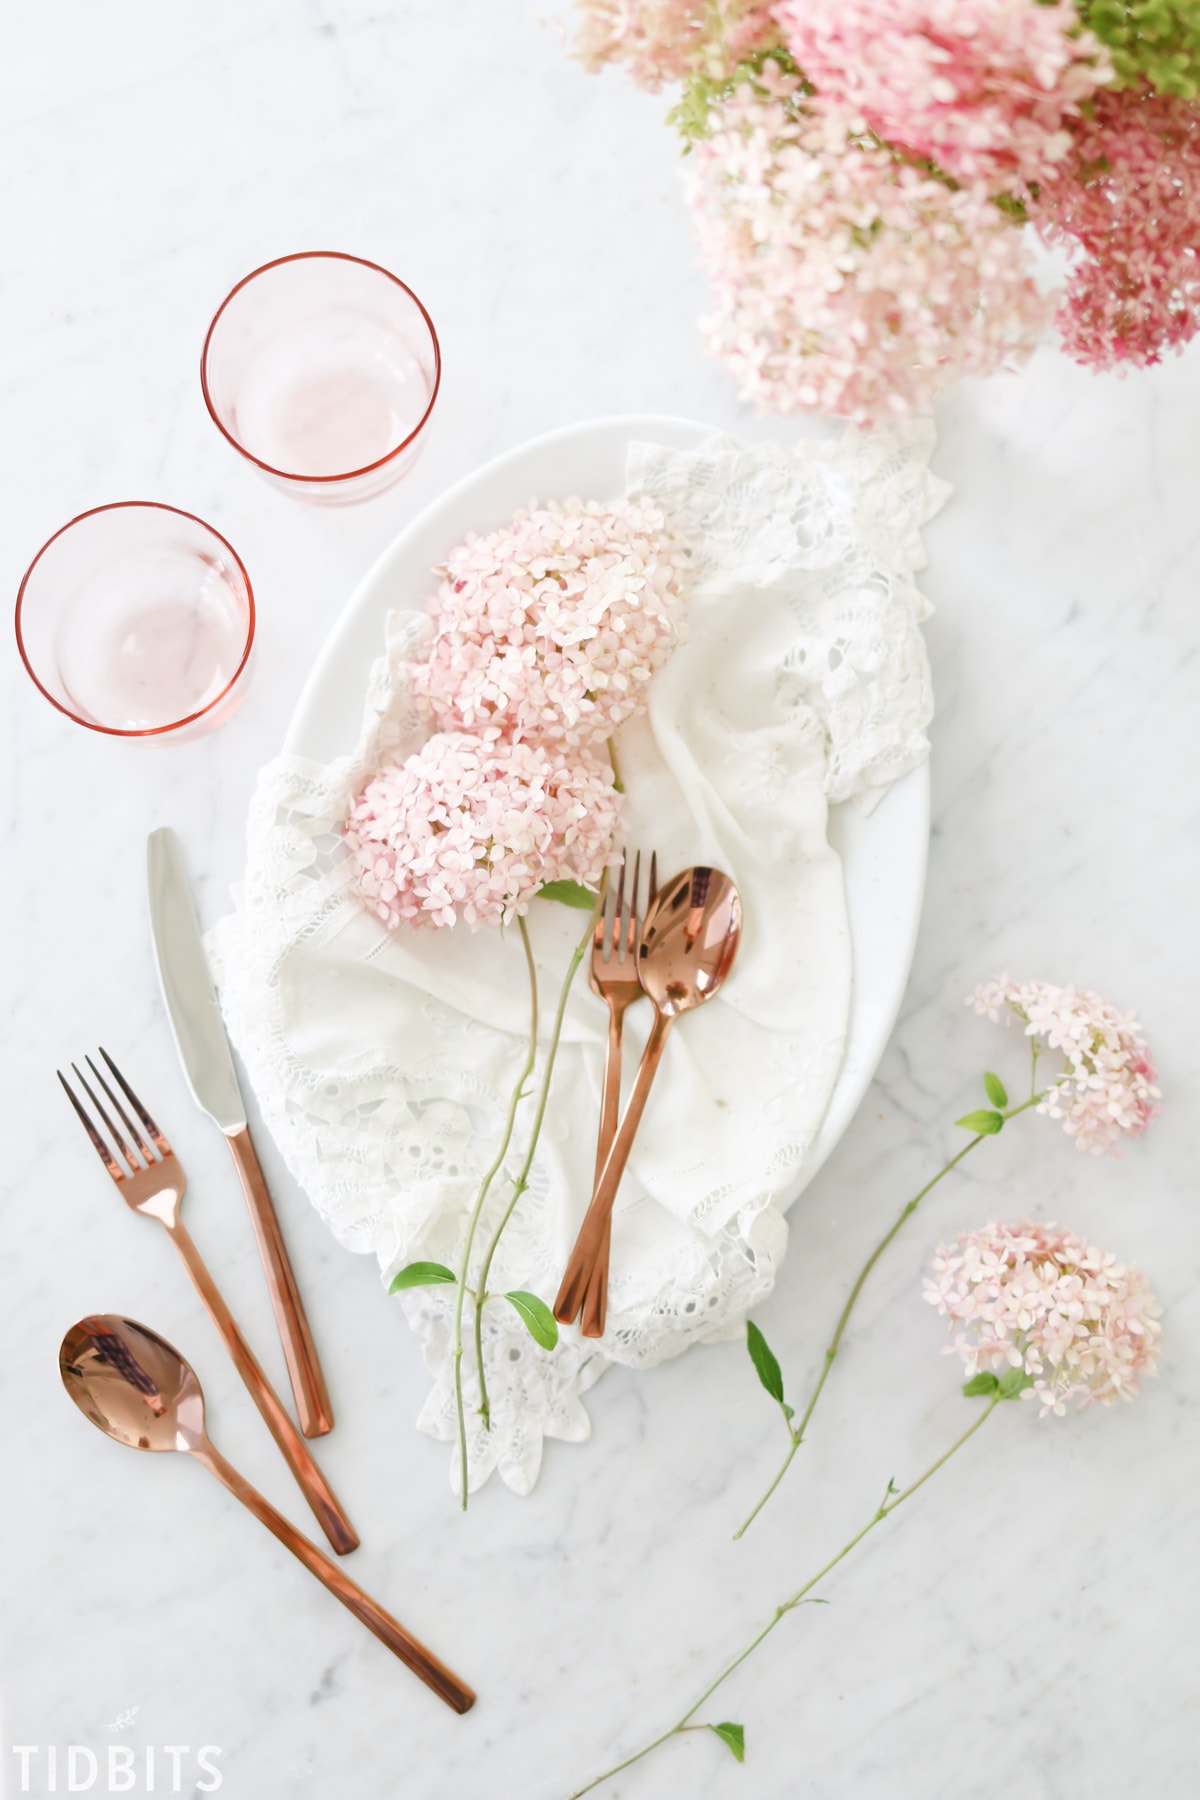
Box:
970, 976, 1161, 1154
1034, 87, 1200, 369
410, 497, 687, 751
683, 76, 1053, 422
574, 0, 777, 89
346, 732, 620, 930
773, 0, 1111, 190
925, 1220, 1163, 1414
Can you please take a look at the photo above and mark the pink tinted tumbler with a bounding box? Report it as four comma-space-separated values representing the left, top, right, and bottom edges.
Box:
15, 503, 255, 739
201, 252, 441, 505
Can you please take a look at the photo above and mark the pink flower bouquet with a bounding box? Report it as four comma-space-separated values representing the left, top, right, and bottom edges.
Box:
576, 0, 1200, 419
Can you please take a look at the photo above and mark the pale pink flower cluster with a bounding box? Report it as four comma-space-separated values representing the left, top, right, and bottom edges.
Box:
683, 79, 1053, 421
925, 1220, 1163, 1414
410, 497, 687, 751
1034, 88, 1200, 370
575, 0, 777, 89
774, 0, 1111, 190
970, 976, 1161, 1154
346, 732, 621, 930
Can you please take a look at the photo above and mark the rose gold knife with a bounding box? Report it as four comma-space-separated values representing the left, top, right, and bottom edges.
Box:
147, 826, 334, 1438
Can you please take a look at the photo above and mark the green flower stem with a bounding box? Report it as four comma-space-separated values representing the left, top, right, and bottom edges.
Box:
734, 1074, 1044, 1540
473, 893, 602, 1428
569, 1396, 1003, 1799
451, 915, 540, 1512
606, 736, 625, 794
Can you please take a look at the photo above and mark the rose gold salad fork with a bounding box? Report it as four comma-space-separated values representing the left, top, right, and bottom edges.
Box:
554, 849, 657, 1336
57, 1050, 359, 1556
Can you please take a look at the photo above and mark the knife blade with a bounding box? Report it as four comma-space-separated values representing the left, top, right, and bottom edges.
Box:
147, 826, 334, 1437
147, 826, 246, 1131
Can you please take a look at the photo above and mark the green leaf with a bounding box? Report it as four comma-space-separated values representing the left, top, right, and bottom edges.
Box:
746, 1321, 785, 1407
962, 1371, 1000, 1398
998, 1366, 1035, 1400
956, 1109, 1005, 1135
505, 1290, 559, 1350
709, 1723, 745, 1764
983, 1071, 1009, 1110
537, 879, 597, 911
389, 1261, 456, 1293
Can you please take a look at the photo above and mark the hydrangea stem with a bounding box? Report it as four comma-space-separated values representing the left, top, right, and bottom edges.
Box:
473, 894, 603, 1429
569, 1396, 1003, 1799
734, 1058, 1044, 1539
451, 915, 540, 1512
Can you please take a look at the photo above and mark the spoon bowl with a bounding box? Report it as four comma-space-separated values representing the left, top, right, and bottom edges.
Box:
61, 1315, 206, 1454
637, 866, 742, 1017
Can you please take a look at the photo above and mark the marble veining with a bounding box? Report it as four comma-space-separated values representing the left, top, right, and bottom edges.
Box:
2, 5, 1197, 1798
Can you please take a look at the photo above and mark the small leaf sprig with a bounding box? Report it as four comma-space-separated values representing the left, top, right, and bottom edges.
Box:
570, 1380, 1017, 1796
569, 1219, 1161, 1796
735, 977, 1159, 1536
391, 885, 602, 1509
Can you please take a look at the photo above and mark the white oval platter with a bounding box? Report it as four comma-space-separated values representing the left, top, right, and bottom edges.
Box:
285, 415, 928, 1202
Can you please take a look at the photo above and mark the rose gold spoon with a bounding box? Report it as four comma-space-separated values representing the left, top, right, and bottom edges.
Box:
59, 1314, 476, 1714
554, 866, 743, 1336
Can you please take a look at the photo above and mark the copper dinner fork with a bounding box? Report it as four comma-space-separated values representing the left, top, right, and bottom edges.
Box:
554, 850, 657, 1336
58, 1050, 359, 1556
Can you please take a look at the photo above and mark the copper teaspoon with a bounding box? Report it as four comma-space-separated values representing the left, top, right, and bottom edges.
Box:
59, 1314, 476, 1714
554, 866, 743, 1336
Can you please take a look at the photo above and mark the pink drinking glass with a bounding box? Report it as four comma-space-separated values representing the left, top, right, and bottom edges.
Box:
201, 252, 441, 505
15, 503, 255, 740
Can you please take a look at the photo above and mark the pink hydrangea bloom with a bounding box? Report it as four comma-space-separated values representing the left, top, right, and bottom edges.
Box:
346, 732, 620, 930
1035, 87, 1200, 370
682, 77, 1053, 422
774, 0, 1110, 190
925, 1220, 1163, 1415
970, 976, 1160, 1153
574, 0, 777, 89
410, 497, 687, 751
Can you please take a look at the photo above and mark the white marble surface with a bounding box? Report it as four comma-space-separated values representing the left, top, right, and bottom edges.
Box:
3, 5, 1198, 1797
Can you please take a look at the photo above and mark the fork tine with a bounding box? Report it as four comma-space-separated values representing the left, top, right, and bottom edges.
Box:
649, 851, 658, 906
610, 849, 627, 960
99, 1048, 171, 1154
58, 1068, 132, 1180
626, 850, 641, 956
87, 1054, 154, 1164
72, 1061, 142, 1171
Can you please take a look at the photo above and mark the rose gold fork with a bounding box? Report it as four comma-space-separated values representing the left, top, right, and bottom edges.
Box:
554, 849, 657, 1336
58, 1050, 359, 1556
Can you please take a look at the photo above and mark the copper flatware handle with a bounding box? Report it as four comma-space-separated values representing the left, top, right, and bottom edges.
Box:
555, 1009, 674, 1331
591, 999, 626, 1293
225, 1124, 334, 1439
197, 1441, 475, 1713
166, 1216, 359, 1555
594, 1001, 625, 1190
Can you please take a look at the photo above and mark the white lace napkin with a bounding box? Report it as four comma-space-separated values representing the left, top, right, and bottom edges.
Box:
209, 425, 949, 1495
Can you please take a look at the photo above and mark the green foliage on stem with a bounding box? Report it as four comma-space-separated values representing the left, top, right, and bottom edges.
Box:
505, 1290, 559, 1350
708, 1723, 745, 1763
538, 879, 599, 910
963, 1367, 1035, 1400
956, 1108, 1005, 1134
389, 1261, 456, 1292
984, 1071, 1009, 1109
746, 1320, 786, 1407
